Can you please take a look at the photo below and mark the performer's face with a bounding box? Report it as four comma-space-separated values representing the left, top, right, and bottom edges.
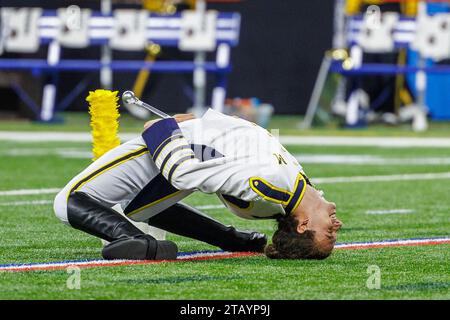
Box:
293, 185, 343, 254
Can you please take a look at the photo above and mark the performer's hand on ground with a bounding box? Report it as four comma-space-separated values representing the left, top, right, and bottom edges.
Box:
144, 113, 195, 130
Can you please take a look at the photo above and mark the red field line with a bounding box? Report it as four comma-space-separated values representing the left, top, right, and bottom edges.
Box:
1, 238, 449, 273
336, 240, 450, 250
1, 252, 258, 272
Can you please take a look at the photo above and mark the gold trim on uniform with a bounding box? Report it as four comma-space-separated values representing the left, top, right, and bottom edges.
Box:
126, 190, 183, 217
68, 146, 149, 199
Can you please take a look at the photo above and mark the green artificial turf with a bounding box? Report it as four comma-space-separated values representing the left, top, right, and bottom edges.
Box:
1, 111, 450, 137
0, 130, 449, 299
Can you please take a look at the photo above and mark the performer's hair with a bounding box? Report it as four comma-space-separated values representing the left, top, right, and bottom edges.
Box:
265, 214, 331, 260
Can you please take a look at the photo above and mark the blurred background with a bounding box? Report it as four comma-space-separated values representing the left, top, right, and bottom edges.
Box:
0, 0, 449, 133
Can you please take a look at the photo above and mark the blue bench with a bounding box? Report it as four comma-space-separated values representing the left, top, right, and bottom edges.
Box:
0, 8, 241, 121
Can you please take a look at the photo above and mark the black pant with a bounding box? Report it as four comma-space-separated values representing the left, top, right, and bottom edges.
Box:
66, 191, 262, 252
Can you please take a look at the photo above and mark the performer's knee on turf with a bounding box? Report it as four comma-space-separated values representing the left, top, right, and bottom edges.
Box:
53, 189, 70, 225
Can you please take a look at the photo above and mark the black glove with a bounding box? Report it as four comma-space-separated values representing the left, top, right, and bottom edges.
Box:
219, 228, 268, 253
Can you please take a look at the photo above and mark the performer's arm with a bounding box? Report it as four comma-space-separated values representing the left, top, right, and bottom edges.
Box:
142, 117, 248, 195
142, 117, 307, 214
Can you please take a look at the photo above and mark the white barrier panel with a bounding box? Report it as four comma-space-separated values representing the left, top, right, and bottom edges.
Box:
357, 12, 398, 53
2, 8, 42, 53
179, 10, 217, 51
110, 9, 148, 51
0, 8, 240, 52
57, 7, 91, 48
412, 12, 450, 61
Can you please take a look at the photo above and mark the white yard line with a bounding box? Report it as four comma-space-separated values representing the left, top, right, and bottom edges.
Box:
0, 200, 420, 217
366, 209, 415, 215
0, 198, 224, 209
2, 148, 92, 159
1, 172, 450, 198
6, 148, 450, 164
2, 131, 450, 147
0, 131, 136, 142
295, 154, 450, 165
280, 136, 450, 148
313, 172, 450, 184
0, 200, 53, 206
0, 188, 60, 196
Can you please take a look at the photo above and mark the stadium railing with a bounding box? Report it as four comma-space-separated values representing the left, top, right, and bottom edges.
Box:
0, 7, 241, 121
302, 1, 450, 130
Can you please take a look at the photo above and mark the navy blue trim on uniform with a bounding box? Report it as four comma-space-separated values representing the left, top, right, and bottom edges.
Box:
190, 144, 224, 161
284, 178, 306, 214
124, 174, 179, 215
152, 134, 183, 161
167, 154, 196, 183
221, 194, 251, 209
142, 118, 182, 157
160, 145, 193, 173
125, 144, 221, 215
250, 179, 291, 204
251, 213, 284, 220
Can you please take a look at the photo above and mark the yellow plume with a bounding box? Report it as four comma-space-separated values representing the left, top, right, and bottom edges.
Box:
86, 89, 121, 161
